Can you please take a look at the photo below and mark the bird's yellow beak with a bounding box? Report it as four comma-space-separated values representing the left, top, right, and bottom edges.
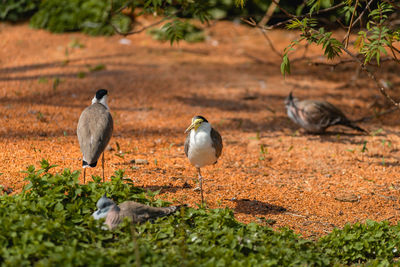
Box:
184, 119, 202, 133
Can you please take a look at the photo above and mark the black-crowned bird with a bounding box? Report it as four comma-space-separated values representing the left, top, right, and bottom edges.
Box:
93, 194, 183, 230
285, 92, 366, 134
77, 89, 113, 183
184, 115, 223, 204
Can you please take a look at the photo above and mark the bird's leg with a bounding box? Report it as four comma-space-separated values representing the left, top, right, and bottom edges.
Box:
102, 152, 105, 183
83, 168, 86, 184
197, 167, 204, 205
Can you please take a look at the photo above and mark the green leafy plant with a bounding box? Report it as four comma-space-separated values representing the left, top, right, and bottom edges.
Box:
319, 220, 400, 264
148, 20, 205, 44
30, 0, 131, 35
1, 160, 400, 265
0, 0, 40, 22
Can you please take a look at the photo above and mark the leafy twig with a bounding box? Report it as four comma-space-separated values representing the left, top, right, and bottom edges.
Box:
344, 0, 360, 48
242, 18, 282, 58
111, 8, 181, 36
341, 46, 400, 108
342, 0, 375, 45
265, 2, 346, 30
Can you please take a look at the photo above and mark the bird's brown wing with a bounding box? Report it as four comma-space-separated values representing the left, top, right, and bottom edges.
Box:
119, 201, 179, 223
184, 134, 190, 157
105, 205, 122, 230
77, 103, 113, 164
299, 100, 346, 128
210, 128, 223, 158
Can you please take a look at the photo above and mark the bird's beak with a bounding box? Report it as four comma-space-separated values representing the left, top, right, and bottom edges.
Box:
185, 122, 196, 133
184, 119, 202, 133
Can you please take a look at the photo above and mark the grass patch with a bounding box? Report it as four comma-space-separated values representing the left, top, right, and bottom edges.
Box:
1, 160, 399, 265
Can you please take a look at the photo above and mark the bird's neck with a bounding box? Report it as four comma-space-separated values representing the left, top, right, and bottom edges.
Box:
92, 96, 109, 109
195, 122, 211, 133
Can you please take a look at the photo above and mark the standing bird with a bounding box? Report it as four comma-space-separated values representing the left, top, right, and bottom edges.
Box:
184, 116, 223, 205
285, 92, 366, 134
93, 194, 183, 230
77, 89, 113, 183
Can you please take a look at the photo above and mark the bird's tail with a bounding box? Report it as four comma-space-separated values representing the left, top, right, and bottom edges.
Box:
163, 204, 187, 215
83, 160, 97, 168
149, 204, 188, 221
340, 121, 368, 134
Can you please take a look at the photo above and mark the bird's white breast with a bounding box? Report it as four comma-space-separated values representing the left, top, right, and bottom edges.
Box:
92, 208, 110, 220
188, 123, 217, 168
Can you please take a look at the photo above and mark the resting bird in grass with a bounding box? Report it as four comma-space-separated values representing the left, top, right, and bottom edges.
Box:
285, 92, 366, 134
93, 194, 183, 230
77, 89, 113, 183
184, 115, 223, 205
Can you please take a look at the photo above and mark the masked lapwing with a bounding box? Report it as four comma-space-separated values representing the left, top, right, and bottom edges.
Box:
77, 89, 113, 183
285, 92, 366, 134
93, 194, 184, 230
184, 115, 223, 205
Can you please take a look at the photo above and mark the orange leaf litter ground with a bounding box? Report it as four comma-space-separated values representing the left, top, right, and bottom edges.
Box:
1, 21, 400, 238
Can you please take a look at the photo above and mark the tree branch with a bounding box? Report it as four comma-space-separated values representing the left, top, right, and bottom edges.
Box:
265, 2, 346, 30
341, 46, 400, 108
342, 0, 374, 44
242, 18, 282, 58
258, 0, 280, 27
111, 11, 179, 36
344, 0, 359, 48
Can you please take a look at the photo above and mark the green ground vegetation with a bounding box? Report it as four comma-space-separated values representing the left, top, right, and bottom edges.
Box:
0, 160, 399, 266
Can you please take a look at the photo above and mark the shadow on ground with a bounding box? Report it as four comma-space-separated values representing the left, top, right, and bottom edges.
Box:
231, 199, 287, 215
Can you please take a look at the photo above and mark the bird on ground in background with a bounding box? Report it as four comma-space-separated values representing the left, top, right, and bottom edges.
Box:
77, 89, 113, 183
285, 92, 367, 134
93, 194, 184, 230
184, 115, 223, 205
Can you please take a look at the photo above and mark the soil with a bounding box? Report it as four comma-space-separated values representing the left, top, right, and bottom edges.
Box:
1, 20, 400, 238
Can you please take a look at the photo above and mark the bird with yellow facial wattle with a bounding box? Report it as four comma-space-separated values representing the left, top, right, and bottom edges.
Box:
184, 115, 223, 205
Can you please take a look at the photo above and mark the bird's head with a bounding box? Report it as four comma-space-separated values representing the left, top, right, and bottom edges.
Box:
185, 115, 208, 133
92, 89, 109, 109
93, 193, 115, 220
284, 91, 297, 108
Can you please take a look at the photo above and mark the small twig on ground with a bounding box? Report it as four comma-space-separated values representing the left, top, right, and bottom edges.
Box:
284, 212, 307, 218
383, 215, 396, 221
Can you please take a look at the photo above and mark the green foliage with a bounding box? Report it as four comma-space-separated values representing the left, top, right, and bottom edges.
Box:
319, 220, 400, 264
30, 0, 131, 35
1, 160, 400, 265
280, 1, 399, 76
355, 3, 395, 65
148, 21, 205, 44
0, 0, 40, 22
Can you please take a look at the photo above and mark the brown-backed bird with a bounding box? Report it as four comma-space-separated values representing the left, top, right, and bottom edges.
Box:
77, 89, 113, 183
285, 92, 366, 134
93, 194, 183, 230
184, 115, 223, 204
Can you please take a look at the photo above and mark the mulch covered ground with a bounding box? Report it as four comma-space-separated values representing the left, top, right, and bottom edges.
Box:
1, 20, 400, 238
